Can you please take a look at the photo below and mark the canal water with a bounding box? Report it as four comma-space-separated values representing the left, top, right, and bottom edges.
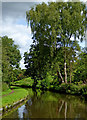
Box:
2, 88, 87, 119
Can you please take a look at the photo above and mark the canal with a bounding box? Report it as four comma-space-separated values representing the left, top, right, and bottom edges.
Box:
2, 88, 87, 119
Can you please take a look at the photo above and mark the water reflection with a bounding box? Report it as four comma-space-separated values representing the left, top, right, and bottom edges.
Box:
18, 105, 25, 118
27, 98, 32, 106
2, 89, 87, 119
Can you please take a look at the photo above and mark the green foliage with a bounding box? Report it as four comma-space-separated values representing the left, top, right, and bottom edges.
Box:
2, 36, 21, 86
11, 77, 34, 87
73, 48, 87, 83
25, 1, 86, 86
35, 89, 42, 97
80, 84, 87, 95
11, 68, 25, 82
2, 82, 9, 92
36, 80, 42, 88
36, 72, 54, 89
54, 83, 87, 96
69, 84, 81, 94
44, 72, 54, 88
41, 79, 50, 89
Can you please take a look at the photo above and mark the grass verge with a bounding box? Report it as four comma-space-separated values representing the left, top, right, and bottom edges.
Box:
2, 89, 12, 96
1, 87, 29, 108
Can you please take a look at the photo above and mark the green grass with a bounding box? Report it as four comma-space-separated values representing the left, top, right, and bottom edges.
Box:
1, 87, 29, 108
2, 89, 12, 96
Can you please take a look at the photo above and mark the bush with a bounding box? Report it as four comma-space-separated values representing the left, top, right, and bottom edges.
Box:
36, 80, 42, 88
69, 84, 81, 94
80, 84, 87, 95
36, 73, 54, 89
45, 72, 53, 82
2, 82, 9, 91
74, 81, 83, 85
54, 83, 68, 92
54, 83, 81, 94
41, 79, 49, 89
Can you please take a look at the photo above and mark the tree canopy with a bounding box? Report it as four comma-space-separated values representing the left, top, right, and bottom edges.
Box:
2, 36, 21, 85
24, 1, 86, 87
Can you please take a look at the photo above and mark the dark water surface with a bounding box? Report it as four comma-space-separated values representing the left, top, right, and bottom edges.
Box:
2, 89, 87, 119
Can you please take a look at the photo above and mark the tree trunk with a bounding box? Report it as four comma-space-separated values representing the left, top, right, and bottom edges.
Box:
64, 40, 67, 83
69, 61, 72, 83
57, 70, 64, 83
64, 62, 67, 83
70, 71, 71, 83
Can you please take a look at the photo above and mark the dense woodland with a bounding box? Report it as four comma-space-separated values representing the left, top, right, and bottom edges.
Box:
1, 2, 87, 96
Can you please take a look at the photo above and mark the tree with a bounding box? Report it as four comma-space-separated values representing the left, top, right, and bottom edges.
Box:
73, 47, 87, 83
25, 1, 86, 83
2, 36, 21, 86
24, 42, 51, 87
65, 40, 81, 83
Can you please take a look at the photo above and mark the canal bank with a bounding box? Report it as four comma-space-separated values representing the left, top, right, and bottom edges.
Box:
2, 89, 87, 119
11, 82, 87, 100
0, 86, 30, 118
1, 83, 87, 119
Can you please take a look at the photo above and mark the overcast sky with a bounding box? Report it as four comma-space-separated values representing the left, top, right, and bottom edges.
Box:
0, 0, 86, 69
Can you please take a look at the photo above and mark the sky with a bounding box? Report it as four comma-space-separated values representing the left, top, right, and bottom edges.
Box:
1, 2, 40, 69
0, 0, 86, 69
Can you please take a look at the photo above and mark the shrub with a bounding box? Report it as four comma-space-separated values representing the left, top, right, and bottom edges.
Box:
54, 83, 69, 92
37, 73, 54, 89
41, 79, 48, 89
69, 84, 81, 94
45, 72, 54, 83
36, 80, 42, 88
80, 84, 87, 95
54, 83, 84, 95
2, 82, 9, 91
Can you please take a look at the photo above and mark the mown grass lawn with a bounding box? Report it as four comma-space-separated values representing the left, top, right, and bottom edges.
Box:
2, 89, 12, 96
1, 87, 29, 108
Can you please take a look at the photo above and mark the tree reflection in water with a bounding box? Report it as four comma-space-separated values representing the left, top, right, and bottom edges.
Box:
3, 89, 87, 119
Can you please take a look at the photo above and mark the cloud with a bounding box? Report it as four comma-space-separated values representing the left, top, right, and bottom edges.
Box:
2, 2, 39, 22
1, 1, 86, 69
1, 18, 33, 69
1, 2, 40, 69
1, 0, 86, 2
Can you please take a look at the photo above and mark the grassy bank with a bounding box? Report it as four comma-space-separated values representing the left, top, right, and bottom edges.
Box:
2, 89, 12, 96
1, 87, 29, 108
